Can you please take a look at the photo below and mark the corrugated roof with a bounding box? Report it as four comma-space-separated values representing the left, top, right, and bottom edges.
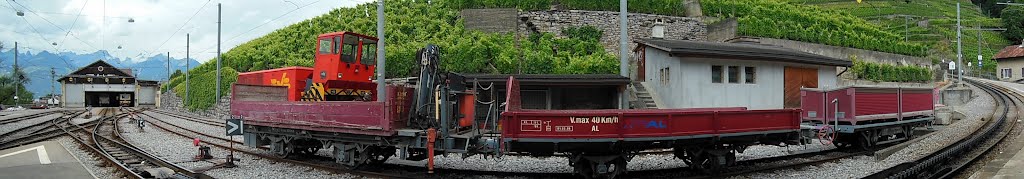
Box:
994, 45, 1024, 60
636, 38, 852, 67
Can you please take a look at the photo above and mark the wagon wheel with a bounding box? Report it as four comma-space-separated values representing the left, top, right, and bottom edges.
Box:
857, 132, 873, 151
695, 154, 720, 174
689, 150, 719, 174
272, 141, 293, 158
606, 157, 628, 179
573, 158, 596, 179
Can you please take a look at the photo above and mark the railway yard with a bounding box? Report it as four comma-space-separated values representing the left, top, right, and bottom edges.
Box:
0, 77, 1018, 179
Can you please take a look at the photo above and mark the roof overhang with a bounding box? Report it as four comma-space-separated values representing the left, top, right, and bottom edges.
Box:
636, 38, 852, 67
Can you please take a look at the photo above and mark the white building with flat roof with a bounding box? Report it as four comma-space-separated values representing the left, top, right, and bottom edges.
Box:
634, 38, 852, 109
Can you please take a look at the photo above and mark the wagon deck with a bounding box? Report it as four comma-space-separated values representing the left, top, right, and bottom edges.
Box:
500, 77, 802, 145
229, 84, 412, 136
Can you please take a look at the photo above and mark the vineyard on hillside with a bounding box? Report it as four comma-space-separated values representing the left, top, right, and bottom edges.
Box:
455, 0, 928, 57
164, 0, 617, 110
701, 0, 928, 57
785, 0, 1015, 76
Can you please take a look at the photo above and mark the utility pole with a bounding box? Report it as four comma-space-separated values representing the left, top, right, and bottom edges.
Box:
904, 16, 909, 42
956, 2, 962, 84
216, 3, 222, 105
13, 42, 18, 106
977, 24, 982, 75
619, 0, 628, 109
376, 0, 386, 101
186, 33, 190, 105
50, 67, 55, 98
167, 52, 171, 82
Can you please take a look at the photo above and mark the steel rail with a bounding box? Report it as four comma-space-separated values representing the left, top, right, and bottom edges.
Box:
864, 79, 1019, 179
136, 110, 413, 179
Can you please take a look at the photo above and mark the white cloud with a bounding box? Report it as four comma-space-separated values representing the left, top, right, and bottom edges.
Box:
2, 0, 371, 63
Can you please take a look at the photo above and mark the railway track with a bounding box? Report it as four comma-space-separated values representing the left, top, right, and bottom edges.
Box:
0, 110, 87, 150
865, 79, 1022, 179
134, 110, 412, 178
141, 108, 877, 178
147, 109, 223, 127
58, 108, 212, 179
0, 110, 62, 125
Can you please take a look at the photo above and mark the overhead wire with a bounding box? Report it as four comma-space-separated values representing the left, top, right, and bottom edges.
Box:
9, 0, 99, 52
141, 0, 212, 59
194, 0, 324, 55
7, 0, 83, 69
18, 17, 75, 69
57, 0, 90, 53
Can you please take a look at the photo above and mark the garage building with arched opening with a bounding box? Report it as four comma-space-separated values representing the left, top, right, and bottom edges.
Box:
58, 60, 159, 108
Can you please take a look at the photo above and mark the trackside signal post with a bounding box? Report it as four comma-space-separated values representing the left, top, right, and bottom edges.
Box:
225, 118, 243, 167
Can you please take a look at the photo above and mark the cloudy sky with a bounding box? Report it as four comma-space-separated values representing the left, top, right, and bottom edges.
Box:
1, 0, 372, 63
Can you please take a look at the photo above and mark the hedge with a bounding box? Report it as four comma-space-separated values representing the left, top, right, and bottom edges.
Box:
850, 60, 932, 83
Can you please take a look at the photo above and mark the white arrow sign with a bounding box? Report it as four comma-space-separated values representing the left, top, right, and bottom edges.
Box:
0, 145, 51, 164
226, 119, 243, 136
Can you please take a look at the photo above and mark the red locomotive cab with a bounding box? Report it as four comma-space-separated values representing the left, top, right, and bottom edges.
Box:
313, 32, 378, 84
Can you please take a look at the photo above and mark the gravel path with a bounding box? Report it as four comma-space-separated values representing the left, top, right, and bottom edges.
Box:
730, 83, 994, 179
119, 114, 360, 178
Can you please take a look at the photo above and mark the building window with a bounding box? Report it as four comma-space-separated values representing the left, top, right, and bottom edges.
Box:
728, 66, 740, 83
711, 65, 723, 83
664, 67, 670, 85
1002, 68, 1012, 78
744, 66, 756, 84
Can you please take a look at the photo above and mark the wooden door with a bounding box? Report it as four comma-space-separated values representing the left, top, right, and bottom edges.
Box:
784, 67, 818, 108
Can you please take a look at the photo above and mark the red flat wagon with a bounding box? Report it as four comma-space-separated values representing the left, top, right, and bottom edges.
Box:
800, 86, 934, 149
500, 77, 803, 177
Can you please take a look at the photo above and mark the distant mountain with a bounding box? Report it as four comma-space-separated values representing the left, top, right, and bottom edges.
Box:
0, 49, 200, 98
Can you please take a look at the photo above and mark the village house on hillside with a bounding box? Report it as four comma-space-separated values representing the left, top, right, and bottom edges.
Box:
995, 41, 1024, 82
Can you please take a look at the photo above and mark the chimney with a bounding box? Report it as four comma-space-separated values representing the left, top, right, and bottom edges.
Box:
652, 19, 665, 39
1019, 39, 1023, 48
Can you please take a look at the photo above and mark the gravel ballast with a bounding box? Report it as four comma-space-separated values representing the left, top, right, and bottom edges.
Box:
0, 113, 62, 136
730, 82, 994, 179
121, 113, 359, 178
55, 136, 118, 179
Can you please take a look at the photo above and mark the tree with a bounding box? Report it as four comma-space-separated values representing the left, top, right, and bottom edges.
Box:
170, 69, 183, 80
1002, 6, 1024, 42
0, 73, 34, 106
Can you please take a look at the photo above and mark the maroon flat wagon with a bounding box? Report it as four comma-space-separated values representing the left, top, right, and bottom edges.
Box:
800, 86, 934, 149
500, 77, 804, 176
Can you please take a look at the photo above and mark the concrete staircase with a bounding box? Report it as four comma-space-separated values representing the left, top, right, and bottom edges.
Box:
631, 82, 658, 109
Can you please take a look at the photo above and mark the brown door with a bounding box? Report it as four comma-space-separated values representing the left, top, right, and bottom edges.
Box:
784, 67, 818, 108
